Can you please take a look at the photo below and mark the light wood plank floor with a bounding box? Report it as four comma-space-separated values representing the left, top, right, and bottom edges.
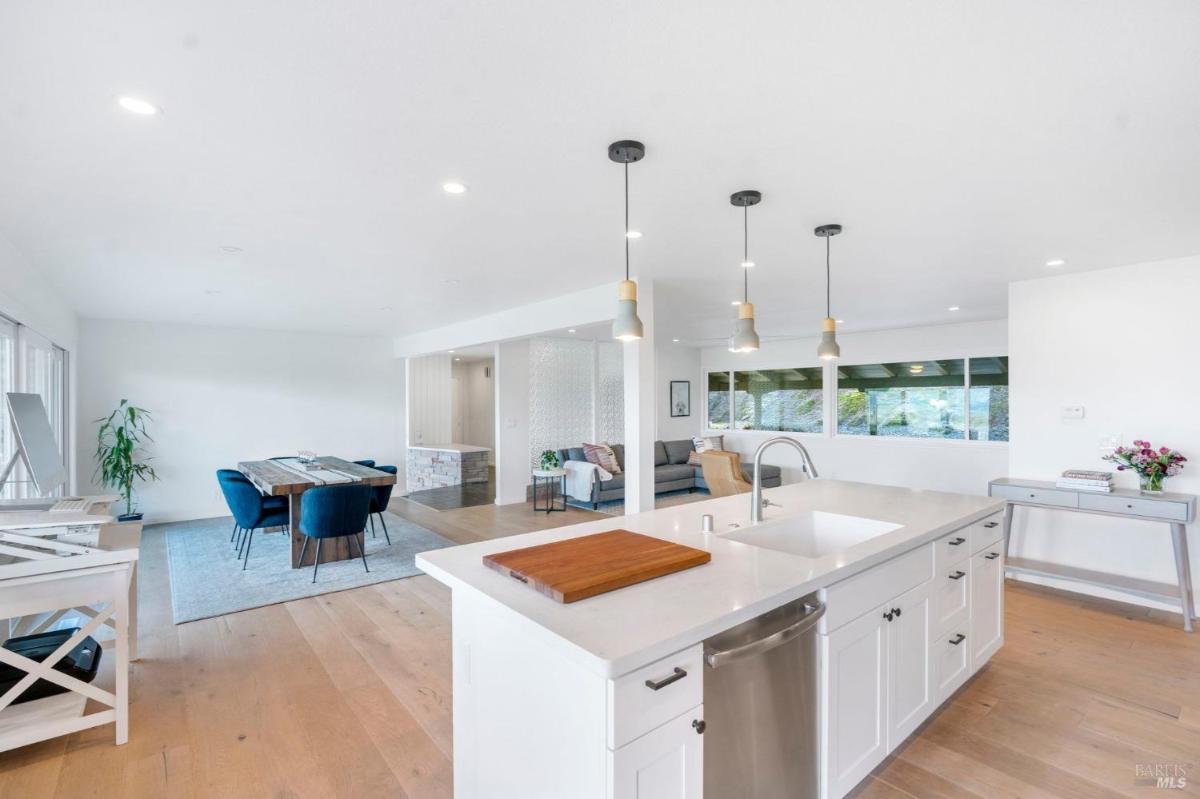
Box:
2, 498, 1198, 798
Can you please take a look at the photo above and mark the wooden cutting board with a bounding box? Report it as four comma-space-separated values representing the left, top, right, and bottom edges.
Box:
482, 529, 712, 603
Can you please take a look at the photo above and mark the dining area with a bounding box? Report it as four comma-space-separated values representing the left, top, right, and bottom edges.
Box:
215, 456, 397, 579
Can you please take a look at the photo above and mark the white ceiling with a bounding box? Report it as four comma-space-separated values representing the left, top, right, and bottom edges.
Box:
2, 2, 1199, 345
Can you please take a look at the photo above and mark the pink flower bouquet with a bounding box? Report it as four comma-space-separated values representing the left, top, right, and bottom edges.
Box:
1103, 440, 1186, 493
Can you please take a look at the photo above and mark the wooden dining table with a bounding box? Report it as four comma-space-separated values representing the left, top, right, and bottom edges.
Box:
237, 457, 397, 569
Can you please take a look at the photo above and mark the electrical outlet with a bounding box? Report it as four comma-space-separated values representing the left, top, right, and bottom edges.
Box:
1061, 404, 1085, 420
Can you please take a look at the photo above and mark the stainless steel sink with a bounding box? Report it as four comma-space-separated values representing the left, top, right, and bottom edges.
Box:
719, 510, 902, 558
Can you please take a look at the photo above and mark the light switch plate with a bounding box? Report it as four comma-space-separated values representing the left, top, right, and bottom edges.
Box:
1061, 404, 1085, 420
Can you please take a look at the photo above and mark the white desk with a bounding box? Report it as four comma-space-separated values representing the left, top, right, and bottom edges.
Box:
990, 478, 1197, 632
0, 533, 136, 751
0, 498, 142, 659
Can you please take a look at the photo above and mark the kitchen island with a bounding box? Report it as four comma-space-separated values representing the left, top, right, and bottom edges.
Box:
417, 479, 1006, 799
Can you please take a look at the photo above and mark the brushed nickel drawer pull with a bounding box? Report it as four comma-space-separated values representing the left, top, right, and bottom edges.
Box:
984, 552, 1000, 560
948, 537, 966, 546
645, 667, 687, 691
949, 633, 966, 645
983, 521, 999, 528
949, 570, 966, 580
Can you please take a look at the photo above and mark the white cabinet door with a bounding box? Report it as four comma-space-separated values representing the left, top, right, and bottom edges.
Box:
821, 605, 888, 799
970, 548, 1005, 670
886, 582, 933, 750
609, 707, 703, 799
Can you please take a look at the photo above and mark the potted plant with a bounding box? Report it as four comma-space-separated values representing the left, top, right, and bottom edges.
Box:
94, 399, 159, 521
1103, 439, 1187, 494
539, 450, 561, 471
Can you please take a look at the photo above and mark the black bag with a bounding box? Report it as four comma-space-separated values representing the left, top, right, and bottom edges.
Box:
0, 628, 103, 705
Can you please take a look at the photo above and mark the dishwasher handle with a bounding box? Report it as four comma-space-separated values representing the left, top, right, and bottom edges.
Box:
705, 601, 826, 669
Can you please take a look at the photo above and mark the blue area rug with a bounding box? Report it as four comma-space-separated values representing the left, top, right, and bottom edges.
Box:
159, 512, 455, 624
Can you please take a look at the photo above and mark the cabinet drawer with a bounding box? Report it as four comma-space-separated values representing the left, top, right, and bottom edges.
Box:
934, 529, 971, 572
821, 543, 933, 633
1077, 493, 1190, 522
991, 483, 1079, 508
608, 645, 704, 749
932, 564, 969, 636
970, 512, 1004, 554
933, 627, 971, 702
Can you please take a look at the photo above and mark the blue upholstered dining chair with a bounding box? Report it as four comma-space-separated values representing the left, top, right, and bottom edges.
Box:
367, 465, 397, 545
353, 459, 376, 468
216, 470, 291, 570
297, 484, 372, 583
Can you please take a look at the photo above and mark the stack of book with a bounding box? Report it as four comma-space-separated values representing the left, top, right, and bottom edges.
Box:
1056, 470, 1113, 492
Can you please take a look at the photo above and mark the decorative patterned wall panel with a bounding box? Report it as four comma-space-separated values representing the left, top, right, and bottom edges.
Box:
597, 342, 624, 445
528, 338, 596, 471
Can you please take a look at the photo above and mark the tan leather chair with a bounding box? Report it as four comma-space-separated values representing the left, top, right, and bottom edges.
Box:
700, 450, 752, 497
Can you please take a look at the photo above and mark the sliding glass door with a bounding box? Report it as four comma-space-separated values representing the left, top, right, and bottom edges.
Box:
0, 317, 69, 498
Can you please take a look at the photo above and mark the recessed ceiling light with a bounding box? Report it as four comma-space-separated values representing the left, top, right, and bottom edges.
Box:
1046, 258, 1067, 268
220, 245, 243, 253
448, 350, 456, 353
443, 278, 460, 285
380, 306, 393, 311
442, 182, 467, 194
117, 96, 159, 115
836, 319, 845, 324
731, 300, 742, 306
672, 338, 680, 343
948, 306, 960, 312
625, 230, 642, 239
454, 357, 461, 361
741, 261, 755, 268
568, 328, 577, 333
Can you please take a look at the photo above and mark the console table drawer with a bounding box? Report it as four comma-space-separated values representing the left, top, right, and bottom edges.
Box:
991, 483, 1079, 508
1078, 493, 1190, 522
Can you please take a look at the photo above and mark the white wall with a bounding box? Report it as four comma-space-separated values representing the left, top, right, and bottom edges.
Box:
495, 339, 530, 504
1009, 257, 1200, 614
700, 320, 1009, 495
76, 318, 403, 523
407, 353, 453, 446
656, 342, 702, 442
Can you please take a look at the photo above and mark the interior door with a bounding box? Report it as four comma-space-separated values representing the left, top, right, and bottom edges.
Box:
821, 606, 887, 799
886, 582, 933, 750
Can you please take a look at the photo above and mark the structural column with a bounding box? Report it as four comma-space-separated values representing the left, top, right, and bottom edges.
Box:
623, 278, 656, 514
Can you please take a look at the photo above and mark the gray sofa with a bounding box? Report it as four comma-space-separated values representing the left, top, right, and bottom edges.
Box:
556, 439, 782, 509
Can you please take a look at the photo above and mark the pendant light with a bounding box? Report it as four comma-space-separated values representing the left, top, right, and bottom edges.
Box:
814, 223, 843, 360
609, 140, 645, 341
729, 190, 762, 353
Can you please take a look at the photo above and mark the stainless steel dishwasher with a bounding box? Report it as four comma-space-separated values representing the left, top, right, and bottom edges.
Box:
703, 594, 825, 799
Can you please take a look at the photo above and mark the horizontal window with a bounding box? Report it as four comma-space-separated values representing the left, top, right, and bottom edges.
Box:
968, 356, 1009, 441
837, 357, 1008, 442
707, 371, 730, 430
734, 368, 823, 433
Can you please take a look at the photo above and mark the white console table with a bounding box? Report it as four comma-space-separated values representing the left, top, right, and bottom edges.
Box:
989, 478, 1196, 631
0, 532, 136, 751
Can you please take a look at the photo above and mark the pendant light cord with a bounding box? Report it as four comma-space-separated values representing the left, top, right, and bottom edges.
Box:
825, 233, 832, 317
743, 205, 749, 302
624, 161, 630, 281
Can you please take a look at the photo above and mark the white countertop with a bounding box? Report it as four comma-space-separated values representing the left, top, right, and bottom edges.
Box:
416, 479, 1003, 678
408, 443, 491, 453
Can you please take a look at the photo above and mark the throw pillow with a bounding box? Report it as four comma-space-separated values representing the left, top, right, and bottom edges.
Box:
688, 435, 725, 466
582, 442, 622, 474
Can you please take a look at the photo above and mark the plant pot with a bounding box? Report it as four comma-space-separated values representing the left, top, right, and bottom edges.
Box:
118, 512, 144, 522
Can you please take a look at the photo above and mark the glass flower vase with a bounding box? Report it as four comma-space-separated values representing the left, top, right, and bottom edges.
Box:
1139, 473, 1165, 494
